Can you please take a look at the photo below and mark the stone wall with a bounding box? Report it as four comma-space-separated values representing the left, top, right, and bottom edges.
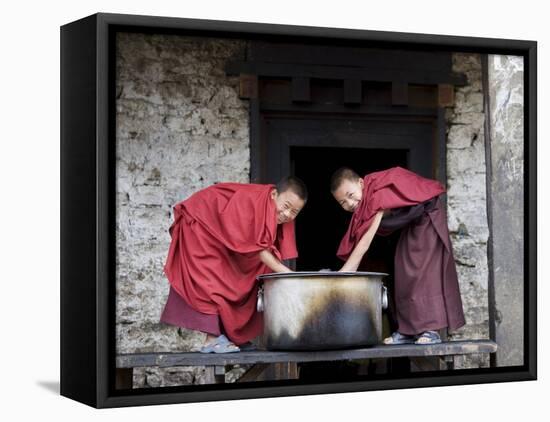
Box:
445, 53, 490, 368
115, 34, 515, 383
115, 33, 249, 386
487, 55, 524, 366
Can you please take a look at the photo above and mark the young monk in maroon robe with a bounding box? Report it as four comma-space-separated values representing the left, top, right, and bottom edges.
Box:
161, 177, 307, 353
331, 167, 465, 345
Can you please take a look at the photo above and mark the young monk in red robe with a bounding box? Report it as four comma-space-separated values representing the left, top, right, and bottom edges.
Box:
331, 167, 465, 345
161, 177, 307, 353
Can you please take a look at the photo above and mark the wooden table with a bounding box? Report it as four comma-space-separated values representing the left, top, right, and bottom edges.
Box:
116, 340, 497, 388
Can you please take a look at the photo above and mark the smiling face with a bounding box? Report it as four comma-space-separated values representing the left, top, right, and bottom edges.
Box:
270, 189, 305, 224
332, 178, 364, 212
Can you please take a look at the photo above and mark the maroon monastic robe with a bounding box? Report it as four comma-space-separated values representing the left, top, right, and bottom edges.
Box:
337, 167, 465, 335
163, 183, 297, 344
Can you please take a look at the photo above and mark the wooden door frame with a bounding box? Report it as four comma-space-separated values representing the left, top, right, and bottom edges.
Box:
250, 104, 447, 186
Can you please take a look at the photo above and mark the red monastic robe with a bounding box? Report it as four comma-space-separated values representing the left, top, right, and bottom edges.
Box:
337, 167, 466, 335
163, 183, 297, 344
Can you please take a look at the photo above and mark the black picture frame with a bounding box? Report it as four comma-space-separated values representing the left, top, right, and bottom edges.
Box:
60, 12, 537, 408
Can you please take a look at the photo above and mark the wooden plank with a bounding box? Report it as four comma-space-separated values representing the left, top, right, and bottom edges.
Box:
444, 355, 455, 370
272, 362, 299, 380
115, 368, 133, 390
203, 367, 216, 384
344, 79, 362, 104
226, 61, 467, 86
236, 362, 299, 382
249, 98, 262, 183
392, 82, 408, 106
203, 366, 225, 384
259, 102, 438, 116
116, 340, 497, 368
236, 363, 271, 383
291, 77, 311, 102
410, 356, 445, 372
436, 107, 447, 186
239, 74, 258, 99
248, 42, 453, 73
289, 362, 299, 379
438, 84, 455, 107
408, 85, 439, 108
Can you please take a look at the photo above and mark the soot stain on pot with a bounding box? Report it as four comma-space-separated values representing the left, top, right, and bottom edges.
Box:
266, 288, 379, 350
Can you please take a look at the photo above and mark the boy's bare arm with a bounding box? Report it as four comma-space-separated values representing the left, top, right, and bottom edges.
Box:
259, 249, 292, 273
339, 210, 384, 272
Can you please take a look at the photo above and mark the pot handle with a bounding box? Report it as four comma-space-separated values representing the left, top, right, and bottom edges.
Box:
381, 285, 388, 310
257, 284, 264, 312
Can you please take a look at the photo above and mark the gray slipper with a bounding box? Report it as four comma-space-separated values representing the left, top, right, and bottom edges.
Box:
383, 331, 416, 345
200, 335, 241, 353
414, 330, 442, 345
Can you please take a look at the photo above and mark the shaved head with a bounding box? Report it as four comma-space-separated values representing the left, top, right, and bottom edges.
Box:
330, 167, 361, 193
276, 176, 308, 202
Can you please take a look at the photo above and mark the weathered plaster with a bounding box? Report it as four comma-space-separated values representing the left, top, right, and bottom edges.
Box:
115, 33, 249, 386
487, 54, 524, 367
445, 53, 490, 368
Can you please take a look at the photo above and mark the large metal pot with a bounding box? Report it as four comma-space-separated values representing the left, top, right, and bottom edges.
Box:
257, 271, 388, 350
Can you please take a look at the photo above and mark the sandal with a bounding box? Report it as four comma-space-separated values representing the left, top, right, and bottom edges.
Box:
200, 334, 241, 354
414, 330, 442, 345
383, 331, 416, 345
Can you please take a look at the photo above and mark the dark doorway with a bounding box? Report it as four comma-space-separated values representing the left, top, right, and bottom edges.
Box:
291, 146, 411, 381
243, 43, 454, 381
261, 114, 436, 380
292, 146, 408, 272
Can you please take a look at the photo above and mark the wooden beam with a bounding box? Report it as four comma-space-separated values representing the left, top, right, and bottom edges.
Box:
272, 362, 299, 380
204, 366, 226, 384
344, 79, 362, 104
239, 74, 258, 99
236, 363, 271, 383
236, 362, 299, 382
259, 103, 438, 116
214, 365, 226, 377
248, 42, 454, 74
226, 61, 467, 86
438, 84, 455, 107
115, 368, 133, 390
291, 77, 311, 102
249, 98, 262, 183
392, 82, 409, 106
410, 357, 445, 372
116, 340, 498, 368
